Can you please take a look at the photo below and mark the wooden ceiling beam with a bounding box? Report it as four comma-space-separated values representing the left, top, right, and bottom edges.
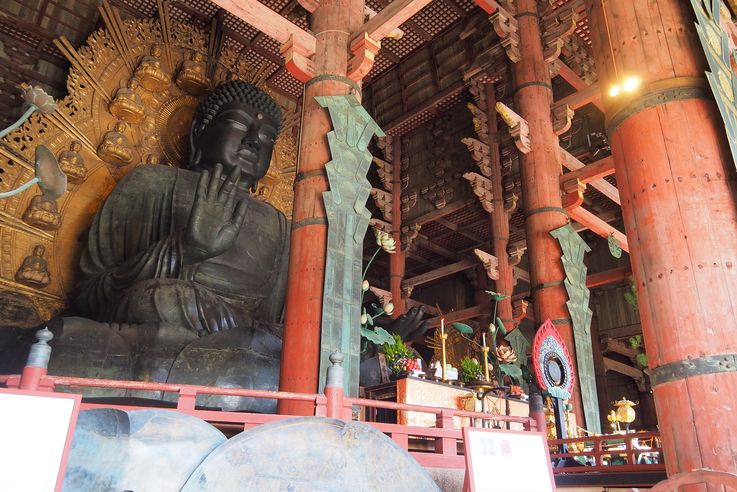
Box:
553, 82, 601, 111
209, 0, 316, 54
415, 235, 464, 261
353, 0, 434, 43
560, 155, 615, 185
402, 258, 478, 291
568, 206, 629, 252
553, 59, 604, 112
410, 198, 474, 226
586, 267, 631, 288
559, 147, 620, 205
426, 304, 492, 328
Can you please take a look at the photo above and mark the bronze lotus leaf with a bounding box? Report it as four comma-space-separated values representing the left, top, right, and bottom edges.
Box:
22, 85, 56, 114
495, 345, 517, 363
35, 145, 67, 199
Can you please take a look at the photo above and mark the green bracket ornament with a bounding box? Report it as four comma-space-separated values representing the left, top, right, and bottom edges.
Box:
316, 94, 385, 396
691, 0, 737, 168
608, 232, 622, 259
550, 223, 601, 434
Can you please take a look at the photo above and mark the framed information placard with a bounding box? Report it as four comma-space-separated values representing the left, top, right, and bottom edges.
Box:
462, 427, 555, 492
0, 389, 82, 492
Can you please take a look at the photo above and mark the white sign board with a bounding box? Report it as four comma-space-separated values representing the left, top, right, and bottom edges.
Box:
463, 427, 555, 492
0, 389, 81, 492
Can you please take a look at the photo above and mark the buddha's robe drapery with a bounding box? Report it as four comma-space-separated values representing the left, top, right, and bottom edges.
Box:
73, 165, 290, 336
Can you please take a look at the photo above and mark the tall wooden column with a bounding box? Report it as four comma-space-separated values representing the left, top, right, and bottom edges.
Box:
278, 0, 364, 414
512, 0, 584, 422
587, 0, 737, 475
390, 137, 406, 317
485, 83, 514, 329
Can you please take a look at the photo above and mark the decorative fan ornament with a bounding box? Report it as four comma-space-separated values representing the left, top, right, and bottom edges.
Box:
532, 319, 575, 399
608, 232, 622, 258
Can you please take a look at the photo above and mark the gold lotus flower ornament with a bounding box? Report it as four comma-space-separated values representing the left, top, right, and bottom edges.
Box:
373, 228, 396, 254
496, 345, 517, 364
21, 84, 57, 114
383, 301, 394, 316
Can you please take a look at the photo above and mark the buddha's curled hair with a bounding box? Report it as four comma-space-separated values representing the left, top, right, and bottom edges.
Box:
196, 80, 283, 135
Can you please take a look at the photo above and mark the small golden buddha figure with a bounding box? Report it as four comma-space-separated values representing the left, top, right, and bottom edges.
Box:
23, 194, 62, 231
176, 51, 209, 95
109, 78, 146, 124
135, 45, 170, 92
16, 244, 51, 289
58, 141, 88, 184
97, 121, 133, 167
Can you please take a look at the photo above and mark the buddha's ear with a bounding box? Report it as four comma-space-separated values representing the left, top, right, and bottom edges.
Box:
188, 115, 206, 168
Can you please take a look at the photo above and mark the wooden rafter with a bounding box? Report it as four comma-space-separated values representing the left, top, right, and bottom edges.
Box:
353, 0, 435, 43
560, 155, 615, 185
208, 0, 316, 54
586, 267, 631, 288
402, 258, 478, 291
559, 147, 620, 205
568, 206, 629, 252
426, 304, 492, 329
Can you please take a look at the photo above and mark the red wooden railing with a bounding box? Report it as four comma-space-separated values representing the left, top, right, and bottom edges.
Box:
0, 371, 534, 470
549, 431, 665, 474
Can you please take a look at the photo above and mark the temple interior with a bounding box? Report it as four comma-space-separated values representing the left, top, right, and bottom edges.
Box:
1, 0, 737, 490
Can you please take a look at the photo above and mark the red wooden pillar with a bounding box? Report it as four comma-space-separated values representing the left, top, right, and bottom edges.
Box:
278, 0, 364, 415
512, 0, 584, 423
587, 0, 737, 476
485, 82, 514, 330
390, 137, 406, 318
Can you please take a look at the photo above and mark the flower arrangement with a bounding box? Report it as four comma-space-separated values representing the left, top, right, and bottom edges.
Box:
360, 228, 397, 347
459, 356, 483, 383
382, 334, 415, 374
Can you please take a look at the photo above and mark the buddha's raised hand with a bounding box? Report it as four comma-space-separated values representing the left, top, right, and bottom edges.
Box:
183, 163, 247, 264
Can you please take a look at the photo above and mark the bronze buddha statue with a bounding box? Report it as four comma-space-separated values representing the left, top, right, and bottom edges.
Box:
23, 194, 62, 231
16, 245, 51, 288
97, 121, 133, 167
109, 78, 146, 124
135, 45, 170, 92
176, 51, 209, 95
33, 81, 425, 410
58, 141, 88, 184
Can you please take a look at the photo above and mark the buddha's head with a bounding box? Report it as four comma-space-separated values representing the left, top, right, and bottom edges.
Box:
189, 80, 283, 191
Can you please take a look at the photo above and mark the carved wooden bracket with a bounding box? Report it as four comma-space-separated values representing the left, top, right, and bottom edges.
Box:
466, 76, 488, 111
495, 102, 531, 154
401, 190, 417, 213
401, 223, 421, 252
420, 177, 454, 210
461, 137, 492, 177
368, 285, 392, 306
369, 218, 392, 235
401, 283, 414, 299
561, 178, 586, 211
376, 135, 393, 162
467, 102, 489, 143
476, 0, 520, 63
370, 187, 393, 222
373, 156, 393, 192
562, 35, 597, 85
541, 7, 579, 63
512, 299, 529, 324
463, 172, 494, 214
504, 191, 519, 214
474, 248, 500, 280
508, 246, 525, 267
347, 33, 381, 82
552, 103, 575, 136
280, 34, 316, 83
400, 155, 410, 190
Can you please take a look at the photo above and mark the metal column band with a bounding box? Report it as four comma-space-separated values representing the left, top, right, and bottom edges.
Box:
530, 280, 564, 293
606, 77, 711, 135
650, 353, 737, 387
515, 11, 540, 20
513, 81, 552, 95
291, 216, 328, 231
525, 206, 568, 218
295, 168, 328, 183
550, 318, 572, 326
305, 74, 361, 94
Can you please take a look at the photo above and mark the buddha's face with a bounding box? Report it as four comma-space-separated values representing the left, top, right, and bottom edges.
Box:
194, 102, 278, 189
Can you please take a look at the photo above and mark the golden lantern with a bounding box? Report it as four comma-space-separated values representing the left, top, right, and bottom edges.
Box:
613, 397, 638, 432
